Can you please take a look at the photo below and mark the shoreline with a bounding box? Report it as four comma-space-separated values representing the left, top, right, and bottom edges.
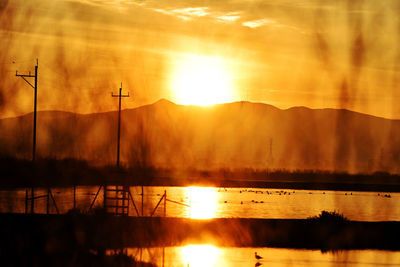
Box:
1, 213, 399, 251
2, 178, 400, 193
2, 157, 400, 192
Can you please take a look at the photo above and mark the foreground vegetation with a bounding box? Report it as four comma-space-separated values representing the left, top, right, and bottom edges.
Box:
0, 211, 399, 256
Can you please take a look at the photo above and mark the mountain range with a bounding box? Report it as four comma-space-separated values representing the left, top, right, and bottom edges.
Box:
1, 99, 400, 174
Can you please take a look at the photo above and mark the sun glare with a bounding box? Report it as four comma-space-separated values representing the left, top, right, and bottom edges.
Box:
181, 245, 219, 267
186, 186, 217, 219
171, 55, 234, 106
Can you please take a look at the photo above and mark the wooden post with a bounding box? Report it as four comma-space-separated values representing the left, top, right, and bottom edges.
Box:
104, 185, 107, 211
123, 186, 129, 216
73, 185, 76, 210
31, 187, 34, 214
47, 188, 50, 214
162, 247, 165, 267
164, 190, 166, 217
141, 185, 144, 216
25, 188, 28, 214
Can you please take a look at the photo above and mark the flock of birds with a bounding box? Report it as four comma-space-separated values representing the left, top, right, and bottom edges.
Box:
218, 189, 297, 205
216, 188, 393, 205
378, 193, 392, 198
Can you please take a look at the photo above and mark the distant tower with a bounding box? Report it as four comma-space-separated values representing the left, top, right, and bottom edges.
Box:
268, 138, 273, 166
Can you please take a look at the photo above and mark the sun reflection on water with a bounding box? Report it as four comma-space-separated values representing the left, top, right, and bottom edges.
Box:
185, 186, 217, 219
181, 244, 219, 267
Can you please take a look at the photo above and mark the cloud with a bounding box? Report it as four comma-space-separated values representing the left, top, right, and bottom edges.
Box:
172, 7, 209, 17
68, 0, 144, 10
152, 6, 209, 21
242, 18, 276, 28
151, 6, 242, 24
216, 11, 240, 23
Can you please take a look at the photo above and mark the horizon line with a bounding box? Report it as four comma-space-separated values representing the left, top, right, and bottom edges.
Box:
0, 98, 397, 121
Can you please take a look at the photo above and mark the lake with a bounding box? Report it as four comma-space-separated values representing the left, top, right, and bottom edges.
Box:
119, 246, 400, 267
1, 185, 400, 266
0, 186, 399, 221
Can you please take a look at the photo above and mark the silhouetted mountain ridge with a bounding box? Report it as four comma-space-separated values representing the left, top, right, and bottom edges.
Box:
1, 100, 400, 173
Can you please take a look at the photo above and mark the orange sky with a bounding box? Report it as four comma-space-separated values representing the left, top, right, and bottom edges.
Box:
1, 0, 400, 119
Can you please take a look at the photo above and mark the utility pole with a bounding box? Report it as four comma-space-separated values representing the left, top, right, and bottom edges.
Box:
109, 83, 130, 216
16, 59, 38, 214
16, 59, 38, 162
111, 82, 130, 167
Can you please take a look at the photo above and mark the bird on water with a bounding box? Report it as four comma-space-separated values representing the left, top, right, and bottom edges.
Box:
255, 252, 263, 260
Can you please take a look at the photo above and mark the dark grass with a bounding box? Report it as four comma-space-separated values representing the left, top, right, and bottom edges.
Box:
308, 210, 349, 222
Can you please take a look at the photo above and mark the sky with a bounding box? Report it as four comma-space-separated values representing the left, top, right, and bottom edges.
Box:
1, 0, 400, 119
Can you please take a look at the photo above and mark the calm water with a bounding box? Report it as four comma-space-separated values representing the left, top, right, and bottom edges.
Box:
2, 186, 400, 266
0, 186, 399, 221
121, 246, 400, 267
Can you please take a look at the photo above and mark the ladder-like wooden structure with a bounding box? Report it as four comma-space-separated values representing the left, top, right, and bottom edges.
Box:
104, 185, 130, 216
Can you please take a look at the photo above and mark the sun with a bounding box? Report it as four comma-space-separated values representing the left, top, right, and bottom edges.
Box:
170, 54, 234, 106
